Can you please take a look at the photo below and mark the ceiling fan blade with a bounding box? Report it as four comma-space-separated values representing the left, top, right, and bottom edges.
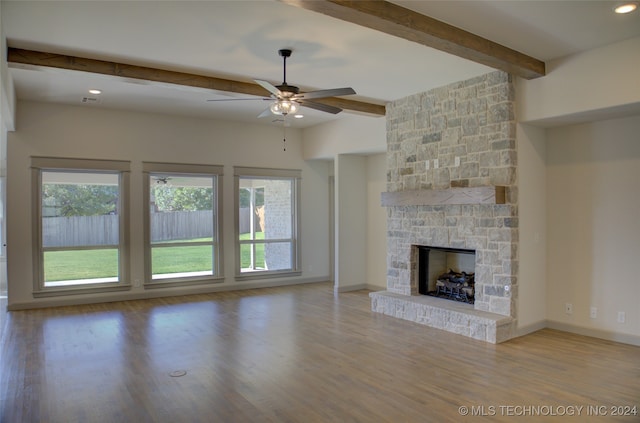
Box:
255, 79, 282, 97
257, 107, 273, 118
297, 87, 356, 100
207, 98, 268, 102
298, 100, 343, 114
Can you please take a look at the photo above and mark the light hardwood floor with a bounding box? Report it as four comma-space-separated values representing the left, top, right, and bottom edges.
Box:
1, 282, 639, 422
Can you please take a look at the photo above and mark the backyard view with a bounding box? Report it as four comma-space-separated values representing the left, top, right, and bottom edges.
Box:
41, 172, 267, 284
149, 174, 218, 280
40, 170, 295, 286
41, 170, 121, 286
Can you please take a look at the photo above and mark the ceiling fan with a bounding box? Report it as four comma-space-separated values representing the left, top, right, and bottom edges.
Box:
209, 49, 356, 118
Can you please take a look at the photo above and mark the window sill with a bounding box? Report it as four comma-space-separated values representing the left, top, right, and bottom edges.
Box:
144, 276, 225, 289
33, 283, 131, 298
235, 270, 302, 282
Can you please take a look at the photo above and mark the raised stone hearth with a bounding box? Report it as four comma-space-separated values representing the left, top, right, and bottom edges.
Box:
371, 71, 518, 343
370, 291, 514, 343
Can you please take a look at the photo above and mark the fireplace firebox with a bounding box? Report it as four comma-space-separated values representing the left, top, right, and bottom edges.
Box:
417, 246, 476, 304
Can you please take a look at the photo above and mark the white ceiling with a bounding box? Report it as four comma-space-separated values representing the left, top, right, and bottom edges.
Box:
4, 0, 640, 129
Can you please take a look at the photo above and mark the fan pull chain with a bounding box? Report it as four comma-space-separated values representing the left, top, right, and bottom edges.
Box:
283, 117, 287, 151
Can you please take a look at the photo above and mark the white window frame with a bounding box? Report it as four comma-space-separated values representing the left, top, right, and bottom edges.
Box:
234, 166, 301, 280
143, 162, 223, 287
31, 157, 131, 297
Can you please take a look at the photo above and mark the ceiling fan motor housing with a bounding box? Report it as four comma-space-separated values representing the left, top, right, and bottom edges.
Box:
277, 83, 299, 96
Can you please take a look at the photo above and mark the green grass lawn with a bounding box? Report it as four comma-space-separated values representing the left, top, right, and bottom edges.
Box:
44, 233, 265, 281
44, 249, 119, 281
152, 245, 213, 275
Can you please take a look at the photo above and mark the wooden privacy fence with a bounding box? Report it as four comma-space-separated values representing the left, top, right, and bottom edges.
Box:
43, 209, 260, 247
151, 210, 213, 242
43, 215, 119, 247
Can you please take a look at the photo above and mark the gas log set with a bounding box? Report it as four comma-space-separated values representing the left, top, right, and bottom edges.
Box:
434, 269, 475, 304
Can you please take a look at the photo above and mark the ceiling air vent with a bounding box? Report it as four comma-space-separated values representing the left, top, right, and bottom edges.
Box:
81, 96, 102, 104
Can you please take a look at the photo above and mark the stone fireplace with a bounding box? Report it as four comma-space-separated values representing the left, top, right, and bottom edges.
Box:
370, 71, 518, 343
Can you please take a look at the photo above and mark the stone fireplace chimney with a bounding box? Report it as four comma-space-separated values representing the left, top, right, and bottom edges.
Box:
370, 71, 518, 343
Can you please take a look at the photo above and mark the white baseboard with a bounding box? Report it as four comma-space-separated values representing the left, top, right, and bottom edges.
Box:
515, 320, 548, 338
545, 320, 640, 347
516, 320, 640, 347
333, 283, 386, 293
366, 283, 387, 292
334, 283, 369, 293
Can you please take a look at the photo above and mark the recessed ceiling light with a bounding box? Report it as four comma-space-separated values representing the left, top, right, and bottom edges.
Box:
614, 2, 638, 14
294, 114, 304, 119
88, 89, 102, 95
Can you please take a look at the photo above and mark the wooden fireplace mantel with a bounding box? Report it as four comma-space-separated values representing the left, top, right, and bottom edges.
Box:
381, 186, 506, 207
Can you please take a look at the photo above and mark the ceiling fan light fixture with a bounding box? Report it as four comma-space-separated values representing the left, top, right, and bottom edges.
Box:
270, 99, 299, 115
614, 2, 637, 13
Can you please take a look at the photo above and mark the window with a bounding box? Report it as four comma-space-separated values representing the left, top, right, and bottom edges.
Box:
32, 157, 130, 295
143, 162, 223, 286
234, 167, 301, 278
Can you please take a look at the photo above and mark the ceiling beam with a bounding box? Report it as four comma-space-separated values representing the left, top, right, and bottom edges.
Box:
280, 0, 546, 79
7, 47, 387, 116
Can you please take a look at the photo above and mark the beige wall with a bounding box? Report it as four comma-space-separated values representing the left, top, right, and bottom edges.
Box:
332, 152, 387, 292
7, 101, 331, 308
334, 154, 367, 291
302, 114, 386, 160
366, 153, 387, 290
546, 115, 640, 342
515, 36, 640, 344
518, 36, 640, 125
516, 123, 547, 333
302, 114, 388, 292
